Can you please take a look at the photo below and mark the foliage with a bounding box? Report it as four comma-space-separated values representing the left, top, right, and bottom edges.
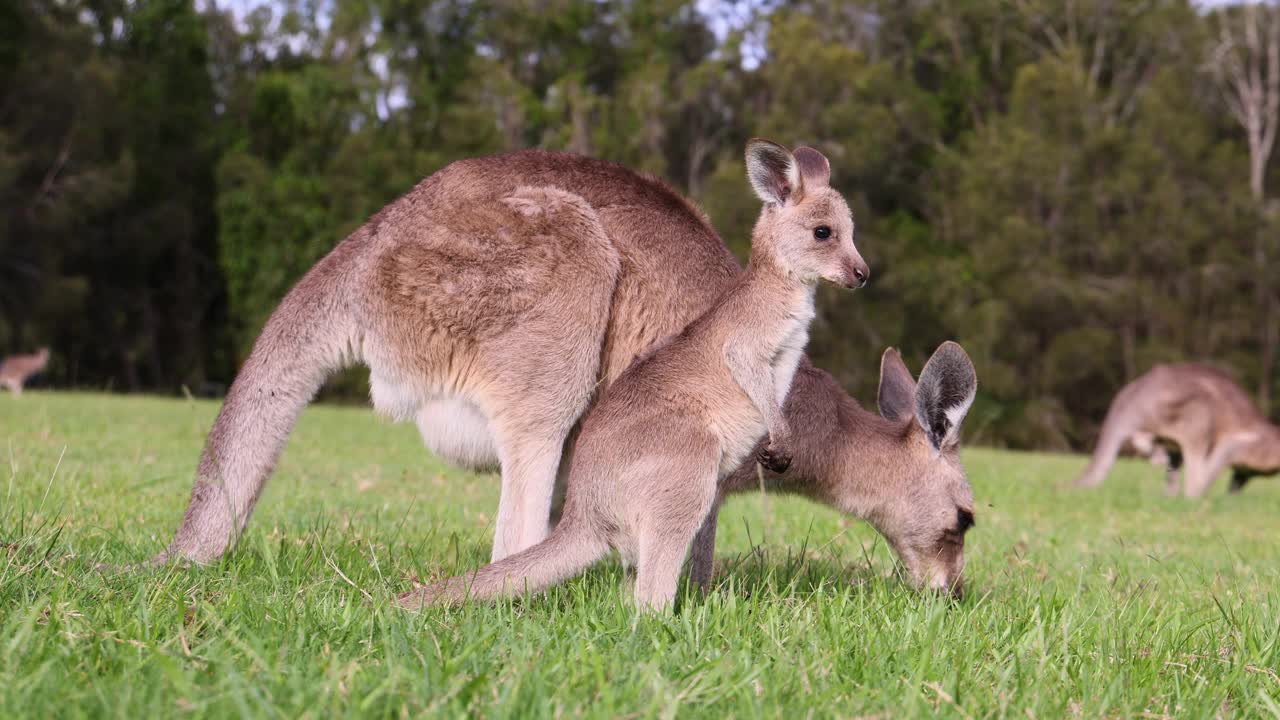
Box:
2, 0, 1278, 447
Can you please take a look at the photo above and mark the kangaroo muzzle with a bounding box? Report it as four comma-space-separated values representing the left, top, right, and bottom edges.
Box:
842, 255, 870, 289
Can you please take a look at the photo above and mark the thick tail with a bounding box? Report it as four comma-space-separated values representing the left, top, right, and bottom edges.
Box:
142, 241, 365, 567
1075, 381, 1144, 488
397, 518, 610, 609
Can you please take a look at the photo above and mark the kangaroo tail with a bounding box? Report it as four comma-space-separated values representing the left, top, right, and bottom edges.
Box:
139, 238, 367, 568
1075, 380, 1145, 488
397, 518, 610, 609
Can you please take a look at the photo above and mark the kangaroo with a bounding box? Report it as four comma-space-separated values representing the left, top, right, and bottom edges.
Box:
135, 144, 977, 594
397, 139, 867, 610
691, 344, 977, 596
0, 347, 49, 395
1075, 363, 1280, 496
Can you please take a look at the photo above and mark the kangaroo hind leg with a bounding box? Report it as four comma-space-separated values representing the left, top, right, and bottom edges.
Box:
1185, 432, 1258, 498
488, 432, 569, 561
482, 308, 613, 561
631, 441, 720, 611
479, 186, 621, 561
1178, 446, 1215, 498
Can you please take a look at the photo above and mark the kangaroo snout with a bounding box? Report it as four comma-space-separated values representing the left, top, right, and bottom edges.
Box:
937, 574, 964, 601
843, 256, 870, 289
920, 560, 965, 601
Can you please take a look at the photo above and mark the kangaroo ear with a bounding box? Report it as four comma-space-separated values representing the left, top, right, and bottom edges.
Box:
792, 146, 830, 189
878, 348, 916, 422
914, 342, 977, 451
746, 139, 801, 206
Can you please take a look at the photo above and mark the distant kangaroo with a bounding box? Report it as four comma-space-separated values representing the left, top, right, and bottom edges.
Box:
1075, 364, 1280, 496
136, 144, 978, 594
398, 140, 867, 610
0, 348, 49, 395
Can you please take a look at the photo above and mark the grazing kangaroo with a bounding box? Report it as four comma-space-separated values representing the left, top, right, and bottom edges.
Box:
0, 348, 49, 395
692, 343, 977, 596
1075, 363, 1280, 496
397, 139, 867, 610
137, 144, 977, 594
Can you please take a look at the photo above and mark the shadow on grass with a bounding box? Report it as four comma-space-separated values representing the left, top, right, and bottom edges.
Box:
705, 542, 891, 599
383, 532, 933, 615
2, 509, 974, 618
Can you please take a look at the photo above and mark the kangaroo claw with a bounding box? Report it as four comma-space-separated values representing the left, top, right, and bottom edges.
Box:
756, 445, 792, 473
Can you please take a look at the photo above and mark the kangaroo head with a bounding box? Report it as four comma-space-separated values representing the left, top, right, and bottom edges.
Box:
871, 342, 978, 597
744, 139, 869, 289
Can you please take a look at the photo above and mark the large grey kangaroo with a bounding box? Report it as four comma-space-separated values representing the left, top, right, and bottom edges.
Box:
132, 144, 979, 593
1075, 363, 1280, 496
398, 140, 867, 610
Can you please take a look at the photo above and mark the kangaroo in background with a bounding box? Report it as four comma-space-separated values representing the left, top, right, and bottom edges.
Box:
1075, 363, 1280, 496
0, 347, 49, 395
399, 140, 868, 610
135, 144, 977, 594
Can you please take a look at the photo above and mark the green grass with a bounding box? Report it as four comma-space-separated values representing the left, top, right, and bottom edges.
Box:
2, 392, 1278, 718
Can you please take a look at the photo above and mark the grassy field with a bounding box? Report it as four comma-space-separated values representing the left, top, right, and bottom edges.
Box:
1, 392, 1278, 718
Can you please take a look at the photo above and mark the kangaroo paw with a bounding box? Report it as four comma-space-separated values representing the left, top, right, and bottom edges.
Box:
756, 445, 792, 473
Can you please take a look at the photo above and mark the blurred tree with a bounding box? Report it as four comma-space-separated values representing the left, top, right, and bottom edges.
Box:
1206, 1, 1280, 413
2, 0, 1276, 446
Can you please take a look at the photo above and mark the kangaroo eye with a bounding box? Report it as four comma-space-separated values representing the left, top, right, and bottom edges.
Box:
814, 225, 832, 240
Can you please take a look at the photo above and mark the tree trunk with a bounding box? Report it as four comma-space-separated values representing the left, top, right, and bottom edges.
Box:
1261, 295, 1277, 417
1209, 4, 1279, 413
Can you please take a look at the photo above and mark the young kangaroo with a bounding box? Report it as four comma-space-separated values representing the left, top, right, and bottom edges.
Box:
397, 140, 867, 610
0, 348, 49, 395
136, 145, 976, 595
1075, 363, 1280, 496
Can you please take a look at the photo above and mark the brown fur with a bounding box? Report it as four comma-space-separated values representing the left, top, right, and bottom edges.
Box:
0, 348, 49, 395
1075, 363, 1280, 496
397, 140, 866, 611
130, 145, 978, 595
699, 346, 978, 595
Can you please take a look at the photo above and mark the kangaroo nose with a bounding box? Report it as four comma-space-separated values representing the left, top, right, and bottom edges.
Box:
849, 259, 869, 288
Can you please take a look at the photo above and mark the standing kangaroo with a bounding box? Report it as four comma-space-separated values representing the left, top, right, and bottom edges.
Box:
136, 144, 978, 593
0, 348, 49, 395
1075, 363, 1280, 496
398, 140, 867, 610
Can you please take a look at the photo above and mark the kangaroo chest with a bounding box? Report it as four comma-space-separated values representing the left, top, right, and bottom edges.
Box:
771, 301, 814, 406
714, 291, 816, 474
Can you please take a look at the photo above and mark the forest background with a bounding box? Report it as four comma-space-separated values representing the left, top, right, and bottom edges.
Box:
3, 0, 1278, 450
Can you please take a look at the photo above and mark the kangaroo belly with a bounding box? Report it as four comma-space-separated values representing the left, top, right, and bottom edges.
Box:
369, 370, 422, 422
415, 397, 499, 471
